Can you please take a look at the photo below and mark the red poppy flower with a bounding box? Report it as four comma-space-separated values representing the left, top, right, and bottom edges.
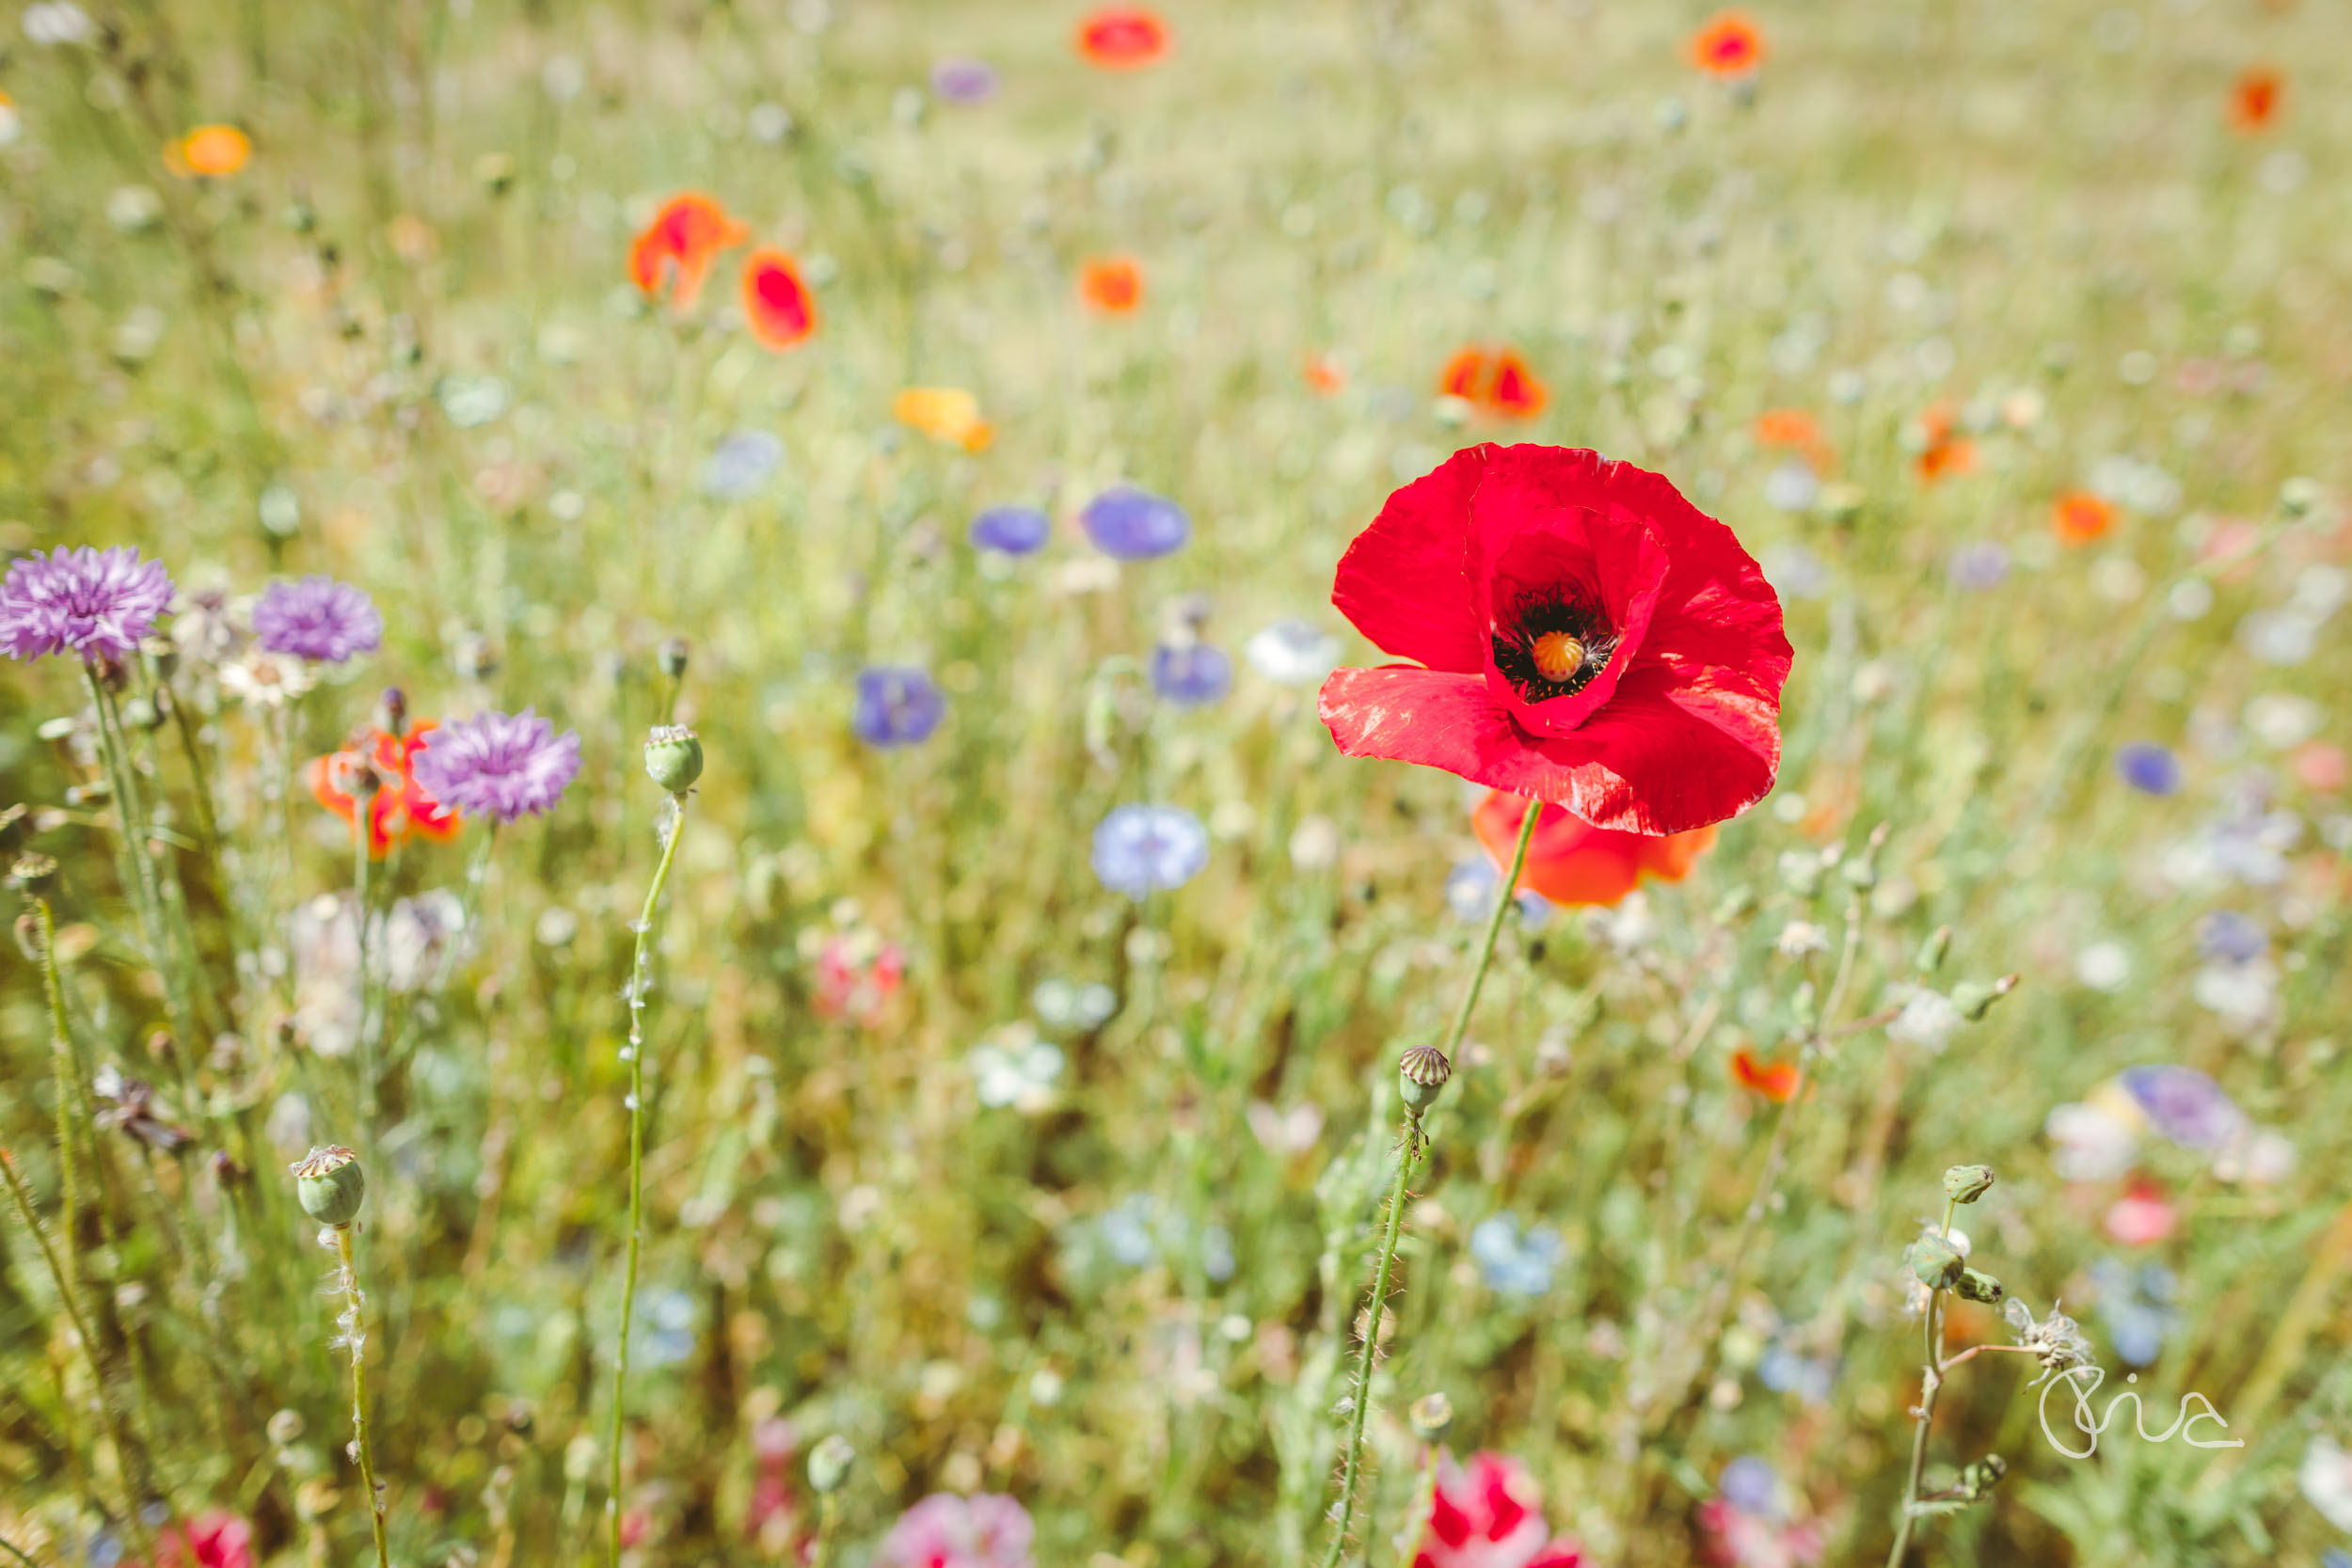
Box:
1473, 789, 1714, 908
628, 193, 750, 312
1438, 346, 1547, 420
1688, 11, 1765, 77
1730, 1048, 1799, 1102
2228, 66, 2282, 134
742, 248, 818, 350
1318, 445, 1791, 835
149, 1513, 255, 1568
1079, 254, 1144, 313
1075, 6, 1171, 71
2051, 490, 2115, 546
1303, 352, 1347, 396
309, 720, 463, 859
1413, 1450, 1581, 1568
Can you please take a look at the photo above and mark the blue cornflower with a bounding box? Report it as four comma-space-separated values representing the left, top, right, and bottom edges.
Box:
930, 56, 999, 103
2090, 1259, 2179, 1367
1090, 804, 1208, 898
2115, 741, 2183, 796
851, 667, 946, 748
1151, 641, 1232, 705
1081, 485, 1190, 560
1444, 856, 1550, 928
1468, 1213, 1563, 1296
1947, 541, 2010, 591
702, 431, 784, 499
1718, 1455, 1779, 1516
970, 505, 1051, 555
2117, 1064, 2245, 1149
2196, 910, 2266, 965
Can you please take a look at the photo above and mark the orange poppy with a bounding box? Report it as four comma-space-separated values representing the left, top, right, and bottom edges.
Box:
2228, 66, 2282, 134
2051, 490, 2115, 546
167, 124, 251, 178
1472, 790, 1714, 909
1075, 6, 1171, 71
741, 249, 818, 351
893, 387, 993, 451
1303, 353, 1347, 396
1730, 1048, 1800, 1102
1079, 255, 1144, 314
1752, 407, 1835, 472
1689, 11, 1765, 77
628, 193, 750, 312
1909, 405, 1977, 484
309, 721, 463, 859
1438, 346, 1548, 420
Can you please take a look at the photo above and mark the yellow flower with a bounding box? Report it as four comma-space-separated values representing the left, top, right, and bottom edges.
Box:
170, 124, 251, 178
892, 387, 993, 452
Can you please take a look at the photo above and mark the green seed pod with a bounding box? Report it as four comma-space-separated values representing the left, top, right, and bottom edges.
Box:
1905, 1233, 1963, 1291
1954, 1268, 2006, 1305
1950, 974, 2018, 1022
644, 725, 704, 795
290, 1145, 365, 1227
1956, 1453, 2008, 1498
1408, 1392, 1454, 1443
807, 1433, 855, 1495
1942, 1164, 1995, 1204
1397, 1045, 1452, 1116
1915, 926, 1953, 974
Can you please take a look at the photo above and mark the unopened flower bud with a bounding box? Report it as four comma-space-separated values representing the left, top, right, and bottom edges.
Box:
1949, 974, 2017, 1022
1408, 1392, 1454, 1443
1915, 926, 1952, 974
1905, 1233, 1963, 1291
1398, 1045, 1452, 1115
644, 725, 704, 795
659, 637, 691, 680
290, 1145, 366, 1227
1942, 1164, 1994, 1204
10, 852, 56, 887
1955, 1453, 2009, 1498
268, 1408, 307, 1446
808, 1433, 855, 1494
380, 687, 408, 736
1954, 1267, 2006, 1305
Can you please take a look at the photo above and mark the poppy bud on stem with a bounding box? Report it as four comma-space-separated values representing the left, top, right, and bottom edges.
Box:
1315, 804, 1538, 1568
290, 1147, 389, 1568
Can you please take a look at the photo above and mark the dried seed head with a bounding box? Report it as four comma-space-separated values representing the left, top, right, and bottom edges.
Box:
290, 1144, 366, 1227
1398, 1045, 1452, 1115
644, 724, 705, 795
1408, 1392, 1454, 1442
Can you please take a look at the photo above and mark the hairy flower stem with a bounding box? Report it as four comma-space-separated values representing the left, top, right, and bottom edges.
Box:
330, 1224, 392, 1568
1884, 1196, 1959, 1568
32, 898, 85, 1324
1315, 804, 1537, 1568
607, 793, 690, 1565
83, 669, 199, 1075
809, 1494, 841, 1568
353, 820, 378, 1134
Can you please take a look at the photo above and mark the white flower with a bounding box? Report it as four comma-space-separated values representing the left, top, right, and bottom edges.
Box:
23, 2, 95, 45
2244, 692, 2322, 751
1887, 988, 1963, 1053
1774, 920, 1831, 959
970, 1023, 1064, 1113
2075, 941, 2132, 992
2213, 1126, 2296, 1185
2300, 1435, 2352, 1531
2045, 1101, 2139, 1183
218, 649, 315, 708
1244, 618, 1341, 685
2191, 958, 2278, 1032
1287, 815, 1341, 871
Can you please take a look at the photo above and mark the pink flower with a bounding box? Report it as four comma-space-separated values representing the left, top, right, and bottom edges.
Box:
1696, 1498, 1824, 1568
2104, 1179, 2179, 1246
148, 1513, 254, 1568
878, 1493, 1035, 1568
1413, 1451, 1581, 1568
813, 933, 906, 1027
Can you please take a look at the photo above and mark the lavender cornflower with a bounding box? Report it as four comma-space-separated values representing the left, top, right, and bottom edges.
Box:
930, 56, 1001, 104
702, 431, 785, 499
852, 667, 946, 747
252, 576, 384, 664
2117, 1064, 2246, 1148
0, 546, 174, 663
1947, 541, 2010, 592
410, 708, 581, 823
969, 505, 1051, 555
1090, 804, 1208, 898
1081, 486, 1190, 560
1150, 641, 1232, 705
2115, 741, 2183, 796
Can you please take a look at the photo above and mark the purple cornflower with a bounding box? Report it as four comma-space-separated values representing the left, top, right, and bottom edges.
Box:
930, 56, 1000, 105
1718, 1456, 1780, 1517
410, 708, 582, 823
1947, 541, 2010, 592
2196, 910, 2266, 964
970, 505, 1051, 555
702, 431, 784, 499
1150, 641, 1232, 705
0, 546, 174, 663
251, 575, 383, 664
2118, 1064, 2246, 1149
1091, 804, 1208, 899
852, 667, 946, 747
2115, 741, 2183, 796
1081, 486, 1190, 561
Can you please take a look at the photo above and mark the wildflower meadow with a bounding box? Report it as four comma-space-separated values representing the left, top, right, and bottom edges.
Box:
3, 2, 2349, 1565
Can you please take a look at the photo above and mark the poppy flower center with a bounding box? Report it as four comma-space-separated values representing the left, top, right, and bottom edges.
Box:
1494, 591, 1617, 704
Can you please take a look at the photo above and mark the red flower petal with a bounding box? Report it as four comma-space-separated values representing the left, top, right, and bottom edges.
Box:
1330, 446, 1489, 673
1732, 1048, 1800, 1101
1439, 348, 1489, 401
1486, 350, 1546, 418
742, 249, 818, 350
1076, 7, 1170, 69
628, 193, 749, 310
1474, 790, 1714, 907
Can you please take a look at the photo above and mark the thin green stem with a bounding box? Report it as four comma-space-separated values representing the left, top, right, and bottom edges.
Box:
1885, 1196, 1960, 1567
607, 791, 691, 1565
84, 670, 198, 1058
0, 1531, 40, 1568
1313, 802, 1537, 1567
33, 898, 83, 1330
332, 1225, 391, 1568
809, 1493, 841, 1568
352, 816, 379, 1141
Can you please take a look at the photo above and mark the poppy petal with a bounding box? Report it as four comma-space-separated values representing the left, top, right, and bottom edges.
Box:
742, 250, 818, 350
1330, 447, 1490, 673
1473, 791, 1645, 907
